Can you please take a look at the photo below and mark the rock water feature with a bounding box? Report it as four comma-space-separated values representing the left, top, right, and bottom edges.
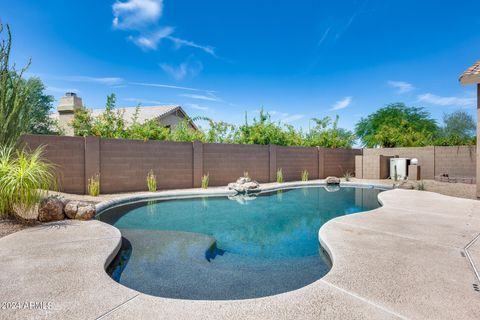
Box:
228, 177, 261, 194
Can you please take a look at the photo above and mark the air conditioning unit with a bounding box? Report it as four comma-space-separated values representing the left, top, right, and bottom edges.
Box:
390, 158, 411, 180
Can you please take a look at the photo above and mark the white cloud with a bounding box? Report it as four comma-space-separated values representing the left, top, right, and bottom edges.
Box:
180, 93, 221, 102
186, 103, 209, 111
112, 0, 163, 30
123, 98, 168, 105
330, 97, 352, 111
282, 114, 304, 123
417, 93, 476, 108
160, 60, 203, 81
128, 27, 174, 50
112, 0, 216, 56
388, 80, 414, 94
56, 75, 124, 86
46, 86, 79, 94
167, 36, 217, 57
317, 27, 331, 47
130, 82, 207, 92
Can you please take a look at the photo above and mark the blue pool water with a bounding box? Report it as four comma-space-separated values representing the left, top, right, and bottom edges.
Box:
98, 186, 383, 300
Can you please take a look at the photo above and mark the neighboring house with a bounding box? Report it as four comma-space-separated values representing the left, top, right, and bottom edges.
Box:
53, 92, 197, 136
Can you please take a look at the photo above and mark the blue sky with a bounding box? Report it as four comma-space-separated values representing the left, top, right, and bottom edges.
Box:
2, 0, 480, 131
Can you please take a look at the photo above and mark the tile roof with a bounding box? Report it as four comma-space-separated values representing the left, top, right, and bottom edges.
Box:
459, 60, 480, 85
91, 105, 181, 124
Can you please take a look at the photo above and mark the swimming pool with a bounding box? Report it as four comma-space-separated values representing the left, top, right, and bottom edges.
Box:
98, 185, 383, 300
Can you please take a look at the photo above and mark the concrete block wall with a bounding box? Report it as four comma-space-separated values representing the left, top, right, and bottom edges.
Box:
435, 146, 476, 182
323, 148, 363, 177
22, 135, 86, 194
357, 146, 476, 183
99, 139, 194, 193
203, 143, 270, 186
21, 135, 361, 194
363, 147, 435, 179
276, 146, 319, 181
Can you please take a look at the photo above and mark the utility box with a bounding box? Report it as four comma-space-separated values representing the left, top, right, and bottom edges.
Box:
408, 165, 421, 181
390, 158, 411, 180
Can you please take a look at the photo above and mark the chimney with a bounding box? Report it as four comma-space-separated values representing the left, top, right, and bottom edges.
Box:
57, 92, 83, 136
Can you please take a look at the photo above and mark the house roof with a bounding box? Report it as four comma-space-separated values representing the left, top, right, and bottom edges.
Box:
91, 105, 180, 123
459, 60, 480, 85
50, 104, 198, 130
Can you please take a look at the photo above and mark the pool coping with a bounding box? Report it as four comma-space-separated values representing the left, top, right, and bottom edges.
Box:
1, 181, 480, 319
95, 180, 393, 214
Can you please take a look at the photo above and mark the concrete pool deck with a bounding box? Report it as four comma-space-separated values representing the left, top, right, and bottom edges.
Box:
0, 183, 479, 319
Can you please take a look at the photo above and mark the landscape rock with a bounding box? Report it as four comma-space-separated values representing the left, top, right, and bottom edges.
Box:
75, 203, 96, 220
228, 177, 260, 194
38, 197, 65, 222
12, 203, 39, 224
64, 200, 80, 219
325, 176, 341, 184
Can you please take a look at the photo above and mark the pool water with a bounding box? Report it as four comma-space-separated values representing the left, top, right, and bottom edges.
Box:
98, 186, 382, 300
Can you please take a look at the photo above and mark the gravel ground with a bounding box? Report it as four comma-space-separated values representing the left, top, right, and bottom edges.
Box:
0, 218, 31, 238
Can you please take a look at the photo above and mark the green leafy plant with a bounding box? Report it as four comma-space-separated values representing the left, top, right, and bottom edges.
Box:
343, 170, 353, 181
0, 146, 55, 218
355, 103, 438, 148
0, 24, 33, 147
301, 169, 309, 181
201, 173, 209, 189
146, 170, 157, 192
276, 168, 284, 183
415, 180, 425, 191
87, 174, 100, 196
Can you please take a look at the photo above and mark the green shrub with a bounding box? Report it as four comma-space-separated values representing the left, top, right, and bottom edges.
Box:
88, 174, 100, 196
201, 174, 209, 189
0, 146, 55, 218
415, 180, 425, 191
276, 168, 283, 183
146, 170, 157, 192
301, 169, 309, 181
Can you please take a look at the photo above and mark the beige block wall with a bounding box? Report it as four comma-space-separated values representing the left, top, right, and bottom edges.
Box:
355, 155, 363, 179
359, 146, 476, 183
363, 147, 435, 179
435, 146, 476, 182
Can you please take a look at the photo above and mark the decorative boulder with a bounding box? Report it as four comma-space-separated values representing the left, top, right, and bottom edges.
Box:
325, 176, 341, 185
75, 203, 96, 220
64, 200, 80, 219
12, 203, 39, 223
64, 200, 96, 220
38, 197, 65, 222
228, 177, 260, 194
